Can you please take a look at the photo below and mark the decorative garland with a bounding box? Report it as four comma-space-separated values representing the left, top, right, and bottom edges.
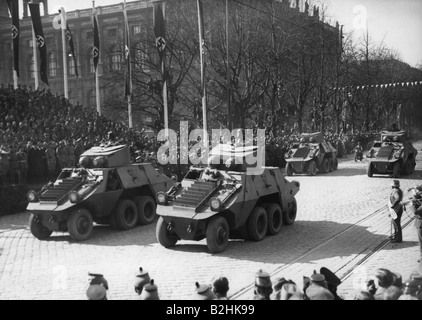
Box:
331, 80, 422, 91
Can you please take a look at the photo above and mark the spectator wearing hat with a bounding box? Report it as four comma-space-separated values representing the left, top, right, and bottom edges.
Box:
86, 273, 108, 300
373, 268, 395, 300
211, 276, 229, 300
398, 279, 420, 300
134, 267, 151, 299
389, 180, 404, 243
306, 284, 334, 300
253, 270, 273, 300
139, 279, 160, 300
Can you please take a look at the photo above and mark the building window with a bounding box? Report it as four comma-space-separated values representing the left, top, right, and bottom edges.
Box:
68, 56, 76, 75
48, 52, 57, 77
135, 42, 149, 72
131, 25, 141, 35
108, 28, 117, 37
109, 47, 122, 71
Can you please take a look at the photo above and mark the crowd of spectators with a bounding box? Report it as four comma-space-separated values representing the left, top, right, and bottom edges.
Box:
0, 84, 159, 186
0, 84, 381, 187
85, 266, 422, 300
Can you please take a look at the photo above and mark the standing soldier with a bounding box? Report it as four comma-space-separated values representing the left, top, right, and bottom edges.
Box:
45, 142, 57, 180
16, 145, 28, 185
410, 188, 422, 264
56, 140, 67, 170
65, 139, 76, 167
74, 138, 85, 164
389, 180, 404, 243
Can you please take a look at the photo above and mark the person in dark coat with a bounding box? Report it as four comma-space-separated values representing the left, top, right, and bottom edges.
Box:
389, 180, 404, 243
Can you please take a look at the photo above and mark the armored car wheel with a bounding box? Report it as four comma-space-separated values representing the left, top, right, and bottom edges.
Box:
156, 216, 178, 248
367, 162, 374, 177
285, 163, 293, 176
308, 161, 317, 176
283, 197, 297, 225
247, 207, 268, 241
320, 158, 329, 173
134, 196, 156, 225
333, 158, 338, 170
328, 158, 334, 172
265, 203, 283, 235
67, 209, 93, 241
392, 162, 401, 178
112, 200, 138, 230
206, 216, 229, 253
29, 213, 53, 240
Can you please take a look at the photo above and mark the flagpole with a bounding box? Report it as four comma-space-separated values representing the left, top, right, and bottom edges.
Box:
162, 2, 169, 137
226, 0, 231, 130
124, 0, 133, 128
197, 0, 208, 149
30, 0, 39, 90
60, 8, 68, 99
93, 1, 101, 116
13, 71, 18, 89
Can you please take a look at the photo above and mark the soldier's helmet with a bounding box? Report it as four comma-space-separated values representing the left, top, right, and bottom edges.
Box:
79, 156, 92, 169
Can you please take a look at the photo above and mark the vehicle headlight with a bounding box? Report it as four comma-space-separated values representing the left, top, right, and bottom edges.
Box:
69, 191, 81, 203
27, 190, 39, 203
210, 198, 222, 211
394, 150, 402, 159
156, 191, 167, 205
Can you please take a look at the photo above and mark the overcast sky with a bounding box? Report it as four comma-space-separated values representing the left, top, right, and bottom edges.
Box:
42, 0, 422, 67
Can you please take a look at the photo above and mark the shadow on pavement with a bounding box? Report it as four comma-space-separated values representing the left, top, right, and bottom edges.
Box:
163, 220, 416, 264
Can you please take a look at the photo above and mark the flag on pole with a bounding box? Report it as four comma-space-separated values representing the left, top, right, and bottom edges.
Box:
197, 0, 206, 96
92, 8, 100, 71
153, 1, 166, 65
28, 2, 48, 85
6, 0, 19, 77
66, 25, 79, 77
123, 4, 132, 100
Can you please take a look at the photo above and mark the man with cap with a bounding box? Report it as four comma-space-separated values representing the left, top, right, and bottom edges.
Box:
193, 282, 216, 300
86, 273, 108, 300
389, 180, 404, 243
253, 269, 273, 300
134, 267, 151, 298
211, 276, 229, 300
398, 279, 420, 300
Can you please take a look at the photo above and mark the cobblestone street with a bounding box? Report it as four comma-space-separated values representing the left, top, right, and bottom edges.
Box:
1, 142, 421, 300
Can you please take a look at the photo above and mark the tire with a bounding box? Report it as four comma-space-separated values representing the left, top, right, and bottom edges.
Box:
265, 203, 283, 235
29, 213, 53, 240
320, 158, 329, 173
285, 163, 293, 176
247, 207, 268, 241
403, 160, 412, 176
156, 216, 178, 248
206, 216, 229, 253
392, 162, 401, 178
67, 208, 93, 241
367, 162, 373, 177
112, 199, 138, 230
328, 158, 334, 172
411, 160, 416, 174
333, 158, 338, 170
134, 196, 156, 225
308, 161, 317, 176
283, 197, 297, 225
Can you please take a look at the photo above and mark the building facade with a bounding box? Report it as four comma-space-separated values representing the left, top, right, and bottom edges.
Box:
0, 0, 153, 114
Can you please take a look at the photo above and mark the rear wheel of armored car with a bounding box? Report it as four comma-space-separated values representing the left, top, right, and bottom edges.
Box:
206, 216, 229, 253
156, 216, 178, 248
333, 158, 338, 170
320, 158, 329, 173
308, 161, 317, 176
367, 162, 374, 177
134, 196, 156, 225
328, 158, 334, 172
392, 162, 401, 178
29, 213, 53, 240
67, 209, 93, 241
112, 199, 138, 230
285, 163, 293, 176
265, 203, 283, 235
283, 198, 297, 225
403, 160, 413, 176
247, 207, 268, 241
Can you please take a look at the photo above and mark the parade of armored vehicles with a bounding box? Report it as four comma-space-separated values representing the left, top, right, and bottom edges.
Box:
26, 144, 174, 241
366, 130, 417, 178
284, 132, 338, 176
155, 144, 300, 253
